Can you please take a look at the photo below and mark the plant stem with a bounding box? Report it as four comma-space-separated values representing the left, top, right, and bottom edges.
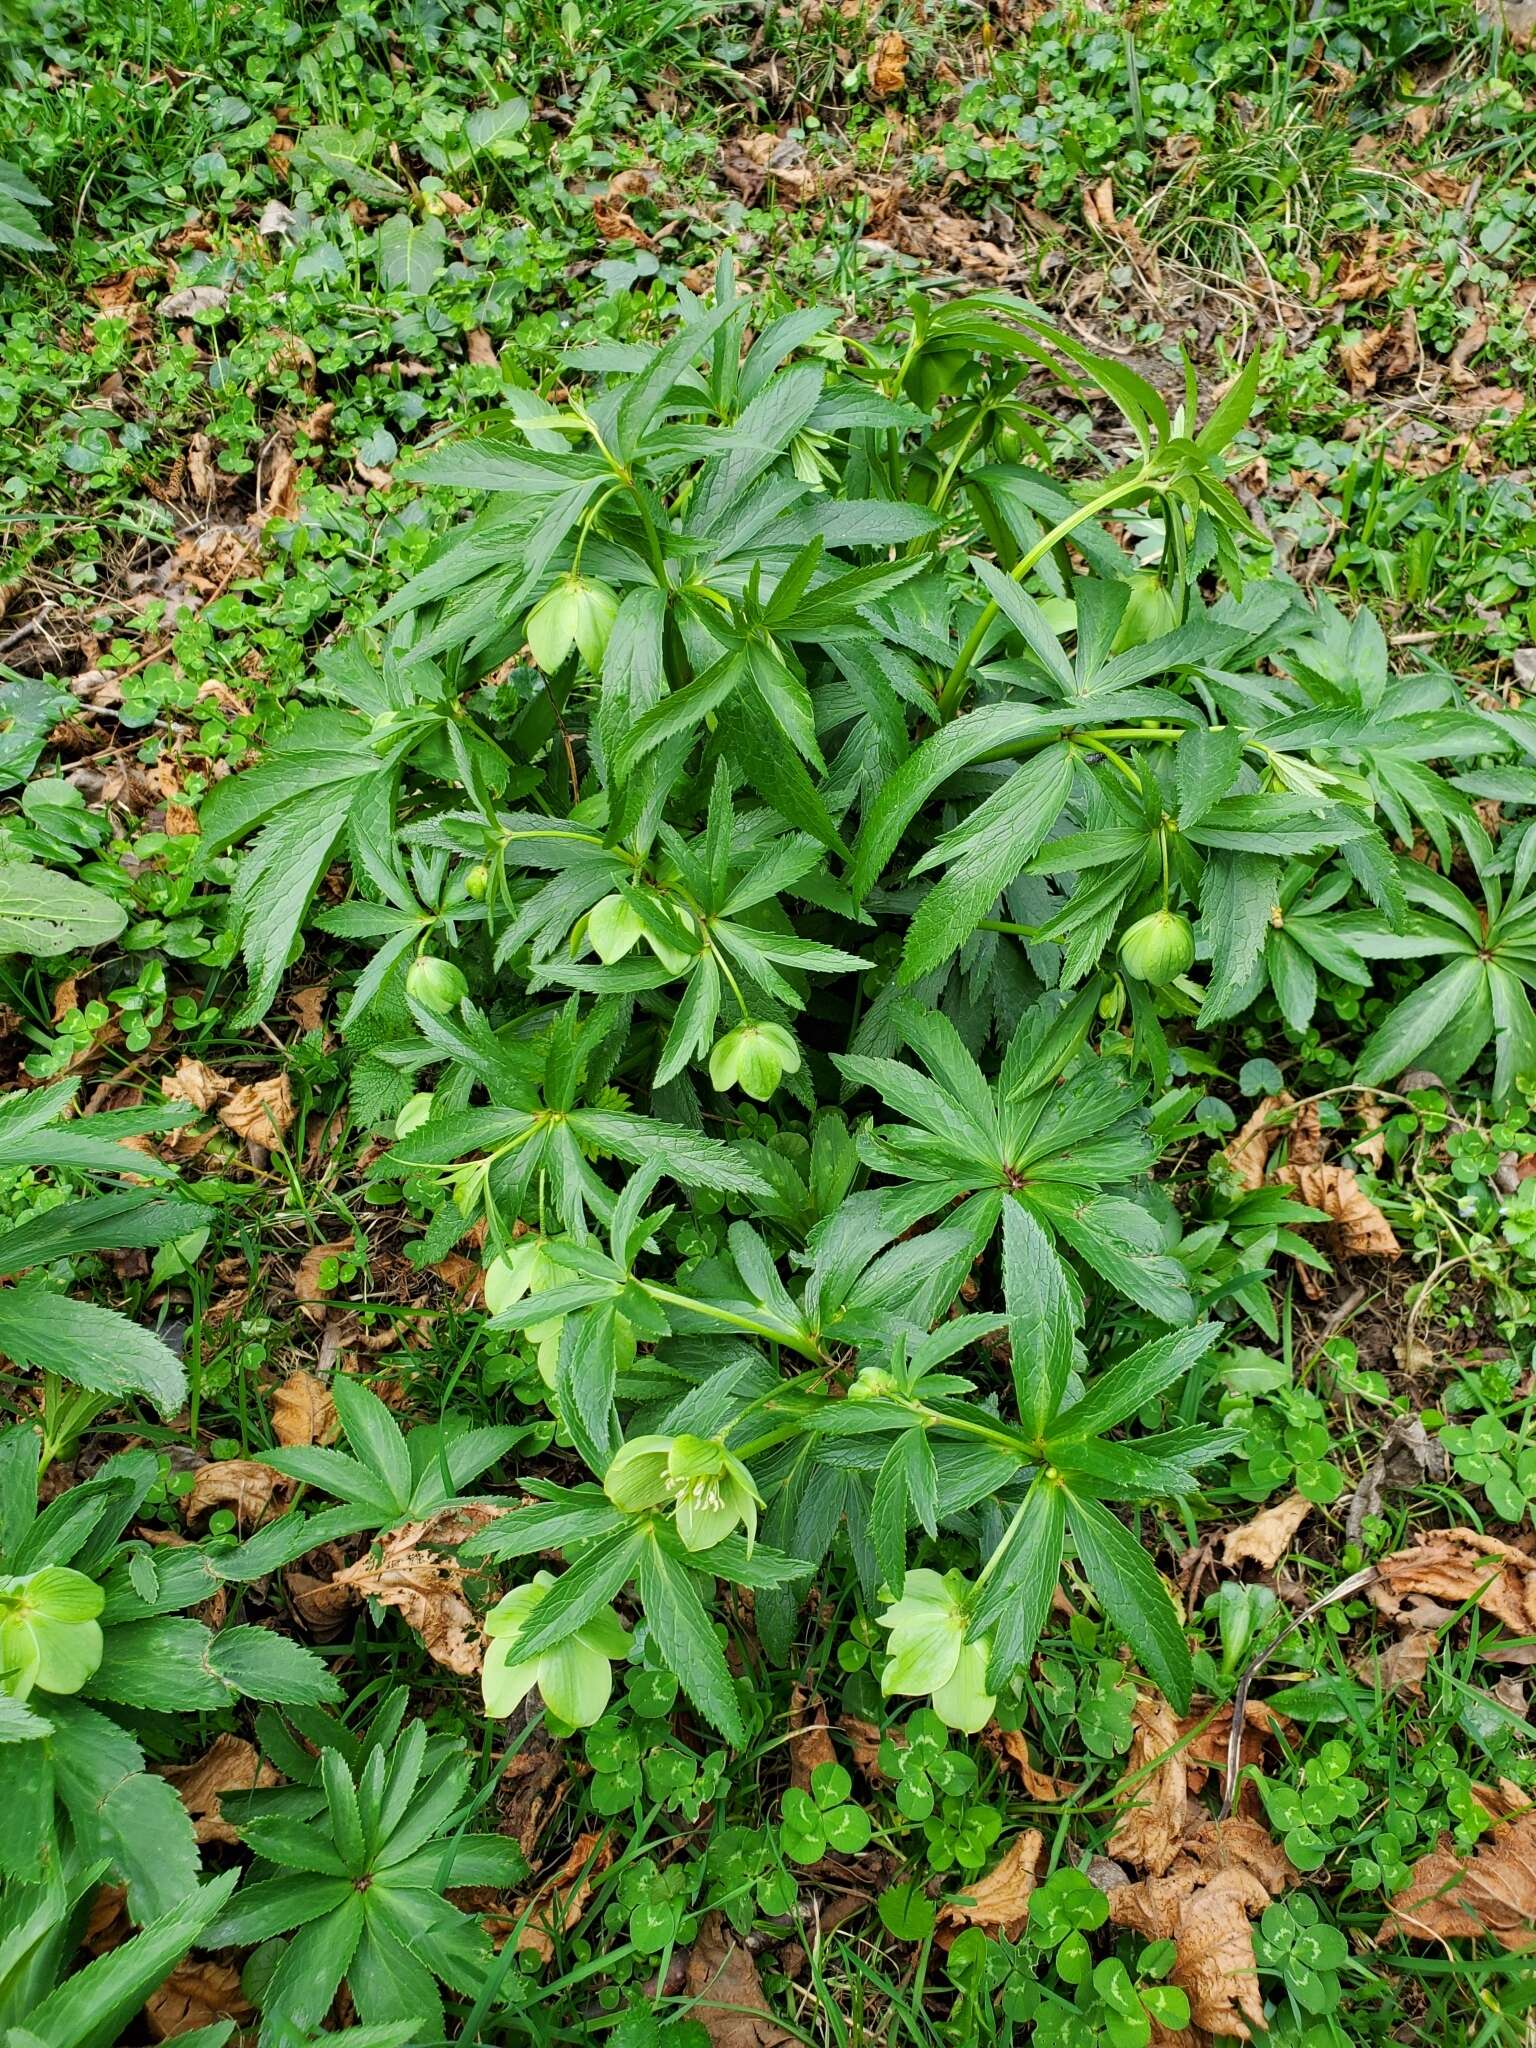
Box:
935, 470, 1151, 721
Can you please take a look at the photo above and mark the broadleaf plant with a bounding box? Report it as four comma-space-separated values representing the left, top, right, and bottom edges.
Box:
188, 267, 1521, 1747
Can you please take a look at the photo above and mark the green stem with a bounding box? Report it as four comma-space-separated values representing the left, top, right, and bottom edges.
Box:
936, 471, 1151, 721
639, 1282, 825, 1362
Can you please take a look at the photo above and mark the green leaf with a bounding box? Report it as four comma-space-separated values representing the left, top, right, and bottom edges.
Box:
1198, 854, 1281, 1024
376, 213, 448, 296
0, 863, 126, 956
22, 1871, 238, 2048
635, 1539, 747, 1745
0, 1287, 186, 1417
1066, 1490, 1192, 1711
207, 1625, 343, 1705
899, 744, 1074, 981
1355, 954, 1492, 1090
497, 1526, 647, 1665
973, 1475, 1066, 1690
1048, 1322, 1219, 1444
1002, 1198, 1075, 1439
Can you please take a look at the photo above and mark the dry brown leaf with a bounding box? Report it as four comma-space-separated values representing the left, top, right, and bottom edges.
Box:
1346, 1415, 1446, 1545
286, 1565, 354, 1637
293, 1240, 354, 1323
1358, 1629, 1434, 1694
1274, 1160, 1401, 1258
839, 1713, 884, 1777
1385, 1792, 1536, 1950
1107, 1819, 1298, 2041
505, 1831, 613, 1961
466, 327, 499, 367
684, 1910, 795, 2046
1223, 1094, 1293, 1190
788, 1684, 836, 1792
332, 1505, 506, 1675
182, 1460, 279, 1530
1221, 1494, 1313, 1571
939, 1829, 1043, 1938
990, 1725, 1071, 1800
1353, 1093, 1388, 1171
1372, 1528, 1536, 1639
289, 983, 328, 1033
161, 1733, 279, 1844
1181, 1704, 1285, 1808
163, 1057, 231, 1113
1107, 1697, 1188, 1876
219, 1074, 295, 1147
145, 1959, 252, 2039
270, 1369, 337, 1446
866, 30, 908, 97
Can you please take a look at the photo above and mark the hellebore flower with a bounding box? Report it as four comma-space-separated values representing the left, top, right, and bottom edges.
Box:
708, 1021, 801, 1102
0, 1567, 105, 1701
876, 1567, 995, 1734
481, 1572, 629, 1727
603, 1433, 763, 1552
525, 575, 620, 672
483, 1235, 567, 1386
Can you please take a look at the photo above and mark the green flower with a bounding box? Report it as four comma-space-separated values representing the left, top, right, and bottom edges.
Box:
876, 1568, 995, 1734
0, 1567, 105, 1701
586, 893, 693, 974
482, 1571, 629, 1728
601, 1433, 765, 1550
484, 1235, 567, 1386
708, 1021, 801, 1101
1118, 909, 1196, 985
525, 575, 620, 672
405, 954, 468, 1014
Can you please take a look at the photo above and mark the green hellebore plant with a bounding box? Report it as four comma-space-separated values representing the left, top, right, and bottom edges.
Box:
0, 1566, 105, 1701
482, 1571, 630, 1728
708, 1020, 801, 1101
603, 1434, 764, 1553
525, 573, 620, 672
877, 1568, 996, 1734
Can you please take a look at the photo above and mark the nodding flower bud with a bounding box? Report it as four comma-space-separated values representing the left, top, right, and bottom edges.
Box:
406, 954, 468, 1013
464, 864, 490, 901
1110, 570, 1179, 653
525, 575, 620, 673
848, 1367, 900, 1402
1118, 909, 1195, 985
708, 1020, 801, 1102
602, 1434, 673, 1513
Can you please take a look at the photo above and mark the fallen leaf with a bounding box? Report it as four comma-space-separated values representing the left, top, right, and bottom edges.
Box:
1108, 1697, 1187, 1877
293, 1239, 354, 1323
503, 1831, 612, 1961
939, 1829, 1043, 1938
1181, 1702, 1285, 1801
270, 1369, 337, 1446
145, 1960, 251, 2039
1223, 1094, 1293, 1190
496, 1723, 570, 1858
1106, 1819, 1297, 2041
839, 1713, 884, 1778
990, 1725, 1071, 1800
866, 30, 908, 97
1373, 1528, 1536, 1639
163, 1057, 230, 1113
466, 328, 499, 367
1221, 1495, 1313, 1571
182, 1460, 279, 1531
1346, 1414, 1447, 1546
1357, 1629, 1434, 1694
159, 284, 230, 320
1385, 1788, 1536, 1950
684, 1909, 795, 2046
788, 1684, 836, 1792
289, 983, 328, 1033
1274, 1160, 1401, 1258
331, 1505, 507, 1675
1353, 1093, 1388, 1171
161, 1733, 279, 1844
285, 1565, 354, 1637
219, 1074, 295, 1148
